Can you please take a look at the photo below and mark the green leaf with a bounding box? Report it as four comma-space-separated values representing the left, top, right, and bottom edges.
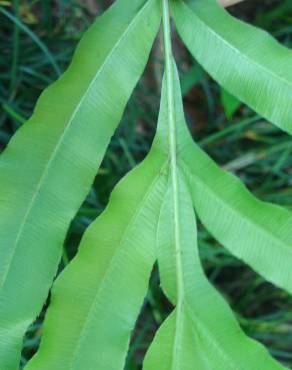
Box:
143, 28, 285, 364
171, 0, 292, 296
171, 0, 292, 134
144, 309, 198, 370
144, 3, 284, 367
24, 51, 175, 369
5, 0, 289, 367
25, 156, 167, 370
180, 63, 203, 96
220, 87, 241, 119
144, 177, 285, 370
181, 142, 292, 295
0, 0, 161, 367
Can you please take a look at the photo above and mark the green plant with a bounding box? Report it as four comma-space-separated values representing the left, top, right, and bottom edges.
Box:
0, 0, 291, 368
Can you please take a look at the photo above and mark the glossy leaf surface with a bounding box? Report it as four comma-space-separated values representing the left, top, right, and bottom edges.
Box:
24, 52, 175, 369
26, 3, 291, 368
25, 156, 167, 370
144, 15, 287, 364
1, 0, 291, 368
172, 0, 292, 134
171, 0, 292, 295
144, 176, 285, 370
0, 0, 161, 367
181, 143, 292, 296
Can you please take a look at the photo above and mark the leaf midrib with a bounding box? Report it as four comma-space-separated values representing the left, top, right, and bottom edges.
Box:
0, 0, 153, 289
162, 0, 185, 367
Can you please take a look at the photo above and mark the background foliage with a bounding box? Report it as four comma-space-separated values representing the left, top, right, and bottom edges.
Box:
0, 0, 292, 368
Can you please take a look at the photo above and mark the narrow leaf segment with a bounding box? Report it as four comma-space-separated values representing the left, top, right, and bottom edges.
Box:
172, 0, 292, 134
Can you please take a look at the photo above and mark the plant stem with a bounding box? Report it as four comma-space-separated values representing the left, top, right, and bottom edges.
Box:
162, 0, 184, 300
162, 0, 184, 366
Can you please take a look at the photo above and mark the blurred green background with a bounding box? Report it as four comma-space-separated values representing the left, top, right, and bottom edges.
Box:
1, 0, 292, 368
